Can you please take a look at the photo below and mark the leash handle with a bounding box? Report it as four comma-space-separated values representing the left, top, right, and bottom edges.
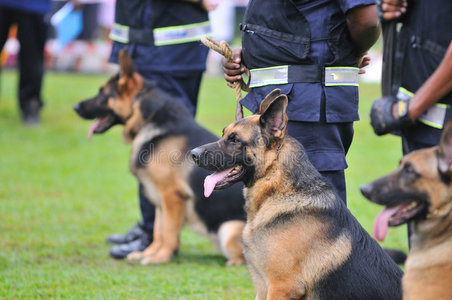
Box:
201, 36, 249, 120
381, 20, 397, 97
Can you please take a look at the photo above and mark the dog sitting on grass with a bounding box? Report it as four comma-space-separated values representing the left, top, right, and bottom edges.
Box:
191, 89, 403, 299
74, 49, 246, 266
361, 121, 452, 299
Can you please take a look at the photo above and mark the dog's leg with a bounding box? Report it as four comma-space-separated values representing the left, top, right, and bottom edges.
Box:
141, 186, 186, 265
218, 220, 246, 266
266, 281, 306, 300
127, 208, 163, 261
265, 251, 306, 299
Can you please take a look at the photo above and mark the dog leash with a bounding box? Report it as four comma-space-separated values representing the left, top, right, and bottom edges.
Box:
201, 36, 250, 120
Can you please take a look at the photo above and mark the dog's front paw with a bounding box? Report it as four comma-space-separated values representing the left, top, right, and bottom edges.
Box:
140, 250, 172, 265
127, 251, 143, 261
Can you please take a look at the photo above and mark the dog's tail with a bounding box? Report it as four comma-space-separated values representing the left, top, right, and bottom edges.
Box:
384, 248, 407, 265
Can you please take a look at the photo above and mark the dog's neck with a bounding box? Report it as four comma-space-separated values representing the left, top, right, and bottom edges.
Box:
410, 202, 452, 249
406, 230, 452, 271
244, 136, 333, 219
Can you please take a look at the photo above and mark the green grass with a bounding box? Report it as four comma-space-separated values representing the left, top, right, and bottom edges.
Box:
0, 70, 407, 299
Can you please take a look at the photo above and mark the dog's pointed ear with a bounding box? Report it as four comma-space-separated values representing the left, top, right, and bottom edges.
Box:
118, 47, 135, 79
258, 89, 281, 114
259, 94, 288, 139
438, 121, 452, 175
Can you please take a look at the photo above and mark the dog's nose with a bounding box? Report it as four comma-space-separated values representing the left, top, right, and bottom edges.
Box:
360, 183, 372, 199
190, 147, 203, 165
73, 103, 80, 113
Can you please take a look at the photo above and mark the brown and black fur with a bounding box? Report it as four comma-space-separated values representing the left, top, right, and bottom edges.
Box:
191, 90, 403, 299
361, 121, 452, 299
74, 49, 246, 265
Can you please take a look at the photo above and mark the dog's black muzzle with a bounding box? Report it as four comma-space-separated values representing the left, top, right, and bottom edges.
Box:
191, 142, 240, 172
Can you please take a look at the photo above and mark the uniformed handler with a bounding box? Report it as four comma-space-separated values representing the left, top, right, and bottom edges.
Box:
107, 0, 217, 259
223, 0, 380, 204
371, 0, 452, 154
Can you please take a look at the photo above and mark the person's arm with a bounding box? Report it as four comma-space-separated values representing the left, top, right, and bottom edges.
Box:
345, 4, 381, 57
404, 42, 452, 120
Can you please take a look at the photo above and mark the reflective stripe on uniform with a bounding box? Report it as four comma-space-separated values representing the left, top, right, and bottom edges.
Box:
248, 66, 290, 88
110, 23, 129, 43
324, 67, 359, 87
109, 21, 211, 46
249, 65, 359, 88
398, 87, 450, 129
153, 21, 212, 46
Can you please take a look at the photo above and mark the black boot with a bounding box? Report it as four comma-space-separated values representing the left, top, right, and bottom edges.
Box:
21, 100, 41, 126
107, 222, 149, 245
109, 230, 153, 260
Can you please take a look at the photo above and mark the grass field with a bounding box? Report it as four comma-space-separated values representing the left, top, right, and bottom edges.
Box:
0, 70, 407, 299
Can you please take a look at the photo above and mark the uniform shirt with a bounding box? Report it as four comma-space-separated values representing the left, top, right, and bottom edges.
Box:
400, 0, 452, 146
0, 0, 51, 14
109, 0, 209, 73
240, 0, 375, 123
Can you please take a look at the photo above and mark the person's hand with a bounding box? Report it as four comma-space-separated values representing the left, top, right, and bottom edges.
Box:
370, 96, 414, 135
69, 0, 83, 10
222, 48, 246, 88
201, 0, 218, 12
358, 55, 371, 74
378, 0, 407, 21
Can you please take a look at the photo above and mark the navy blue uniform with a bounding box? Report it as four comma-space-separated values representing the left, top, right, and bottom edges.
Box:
109, 0, 210, 233
398, 0, 452, 153
240, 0, 375, 202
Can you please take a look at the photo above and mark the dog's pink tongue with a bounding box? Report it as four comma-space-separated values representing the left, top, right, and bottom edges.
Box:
372, 206, 400, 242
88, 120, 101, 140
204, 168, 233, 198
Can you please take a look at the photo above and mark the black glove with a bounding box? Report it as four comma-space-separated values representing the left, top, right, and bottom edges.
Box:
370, 96, 414, 136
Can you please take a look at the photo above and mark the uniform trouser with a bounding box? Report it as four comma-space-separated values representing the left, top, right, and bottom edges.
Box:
286, 120, 353, 204
136, 70, 203, 233
0, 8, 47, 112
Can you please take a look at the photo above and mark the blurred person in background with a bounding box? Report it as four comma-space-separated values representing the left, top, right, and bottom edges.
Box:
0, 0, 51, 126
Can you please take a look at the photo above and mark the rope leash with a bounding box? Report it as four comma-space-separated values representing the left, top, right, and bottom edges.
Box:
201, 36, 249, 120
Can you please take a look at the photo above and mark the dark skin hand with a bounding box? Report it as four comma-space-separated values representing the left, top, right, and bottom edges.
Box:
183, 0, 218, 11
380, 0, 407, 21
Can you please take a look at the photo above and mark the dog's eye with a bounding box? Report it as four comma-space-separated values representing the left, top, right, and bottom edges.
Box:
402, 163, 420, 181
403, 163, 415, 173
228, 135, 240, 144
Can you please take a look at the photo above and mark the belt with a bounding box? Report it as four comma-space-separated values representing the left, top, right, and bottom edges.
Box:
249, 65, 359, 88
109, 21, 212, 46
398, 87, 452, 129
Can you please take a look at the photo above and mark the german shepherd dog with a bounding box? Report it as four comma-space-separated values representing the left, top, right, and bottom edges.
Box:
74, 49, 246, 266
361, 121, 452, 299
191, 89, 403, 299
